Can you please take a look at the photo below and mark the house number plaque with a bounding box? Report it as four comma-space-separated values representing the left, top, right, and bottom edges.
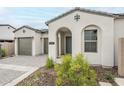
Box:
49, 42, 55, 45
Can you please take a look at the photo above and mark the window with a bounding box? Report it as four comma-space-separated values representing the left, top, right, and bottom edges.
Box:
84, 29, 97, 52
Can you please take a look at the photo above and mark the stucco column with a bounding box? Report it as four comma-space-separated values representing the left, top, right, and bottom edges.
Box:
32, 38, 35, 56
41, 38, 44, 54
15, 38, 18, 56
58, 33, 61, 57
64, 35, 66, 54
48, 30, 56, 61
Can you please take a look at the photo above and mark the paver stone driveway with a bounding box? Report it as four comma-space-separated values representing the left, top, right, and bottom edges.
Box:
0, 55, 47, 86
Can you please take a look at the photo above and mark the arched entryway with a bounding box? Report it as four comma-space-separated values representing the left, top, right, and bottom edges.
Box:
56, 27, 72, 57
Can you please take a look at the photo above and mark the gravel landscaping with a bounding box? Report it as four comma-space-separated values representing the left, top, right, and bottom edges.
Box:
16, 66, 119, 86
16, 67, 56, 86
92, 66, 118, 86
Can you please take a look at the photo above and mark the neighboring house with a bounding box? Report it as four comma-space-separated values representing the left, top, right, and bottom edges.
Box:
14, 26, 48, 56
0, 24, 15, 41
45, 7, 124, 71
0, 24, 16, 56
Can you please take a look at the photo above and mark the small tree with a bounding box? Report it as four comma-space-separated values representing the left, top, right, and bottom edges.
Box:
45, 58, 54, 69
55, 54, 97, 86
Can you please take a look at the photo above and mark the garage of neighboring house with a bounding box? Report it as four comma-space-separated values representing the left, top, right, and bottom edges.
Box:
18, 37, 32, 55
41, 29, 48, 54
14, 26, 48, 56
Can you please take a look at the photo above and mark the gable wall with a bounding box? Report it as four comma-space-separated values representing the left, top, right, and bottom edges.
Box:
0, 26, 15, 40
14, 27, 36, 38
48, 11, 114, 66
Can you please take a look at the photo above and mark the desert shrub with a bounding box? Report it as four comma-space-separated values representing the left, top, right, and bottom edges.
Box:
0, 48, 7, 57
55, 54, 97, 86
34, 70, 42, 79
46, 58, 54, 69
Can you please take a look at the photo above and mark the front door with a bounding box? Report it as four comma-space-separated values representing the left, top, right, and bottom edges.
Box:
66, 36, 72, 54
44, 38, 48, 54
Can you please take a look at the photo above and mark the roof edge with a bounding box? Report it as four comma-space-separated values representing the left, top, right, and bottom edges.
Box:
45, 8, 116, 25
13, 25, 42, 33
0, 24, 16, 29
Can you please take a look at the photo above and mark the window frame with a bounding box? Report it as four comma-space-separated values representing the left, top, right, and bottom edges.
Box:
84, 29, 98, 53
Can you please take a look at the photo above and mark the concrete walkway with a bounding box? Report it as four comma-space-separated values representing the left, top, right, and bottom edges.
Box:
0, 55, 47, 86
115, 78, 124, 86
99, 82, 112, 86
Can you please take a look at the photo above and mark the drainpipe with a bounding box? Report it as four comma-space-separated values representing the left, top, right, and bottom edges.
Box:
0, 44, 1, 58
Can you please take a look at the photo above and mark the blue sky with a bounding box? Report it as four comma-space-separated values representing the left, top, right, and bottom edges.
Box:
1, 7, 124, 29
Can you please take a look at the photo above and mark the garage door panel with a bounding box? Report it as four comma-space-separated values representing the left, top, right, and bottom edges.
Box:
18, 38, 32, 55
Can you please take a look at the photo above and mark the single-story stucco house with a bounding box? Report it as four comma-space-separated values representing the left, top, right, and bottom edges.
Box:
13, 26, 48, 56
45, 8, 124, 76
0, 24, 16, 56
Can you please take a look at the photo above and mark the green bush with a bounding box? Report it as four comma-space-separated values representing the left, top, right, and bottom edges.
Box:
46, 58, 54, 69
0, 48, 7, 57
54, 54, 97, 86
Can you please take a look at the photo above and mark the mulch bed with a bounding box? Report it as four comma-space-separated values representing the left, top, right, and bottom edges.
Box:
17, 66, 119, 86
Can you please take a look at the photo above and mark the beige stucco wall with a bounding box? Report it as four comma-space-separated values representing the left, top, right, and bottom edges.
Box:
34, 32, 42, 55
14, 27, 35, 38
118, 38, 124, 76
0, 26, 15, 40
48, 11, 114, 67
114, 18, 124, 66
42, 33, 48, 38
